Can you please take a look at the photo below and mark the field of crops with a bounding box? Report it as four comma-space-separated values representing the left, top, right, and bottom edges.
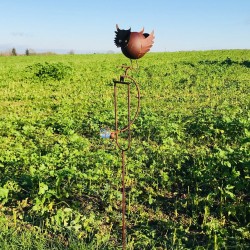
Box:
0, 50, 249, 249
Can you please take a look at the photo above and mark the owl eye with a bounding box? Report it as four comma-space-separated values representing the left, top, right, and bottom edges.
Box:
119, 40, 122, 43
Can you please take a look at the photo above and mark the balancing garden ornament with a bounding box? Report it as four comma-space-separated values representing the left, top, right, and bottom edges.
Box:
114, 24, 155, 60
101, 24, 154, 250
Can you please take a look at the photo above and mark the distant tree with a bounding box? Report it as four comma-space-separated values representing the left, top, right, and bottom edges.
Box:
68, 50, 75, 55
11, 48, 17, 56
25, 49, 30, 56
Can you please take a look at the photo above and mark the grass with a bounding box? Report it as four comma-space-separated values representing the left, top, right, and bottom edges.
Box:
0, 50, 250, 249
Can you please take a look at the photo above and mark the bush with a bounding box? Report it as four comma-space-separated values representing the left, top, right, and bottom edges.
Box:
27, 62, 73, 81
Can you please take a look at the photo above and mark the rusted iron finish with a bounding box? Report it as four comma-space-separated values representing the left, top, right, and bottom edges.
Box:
121, 149, 126, 250
112, 66, 140, 249
115, 24, 154, 60
112, 67, 140, 151
113, 73, 140, 134
113, 79, 132, 151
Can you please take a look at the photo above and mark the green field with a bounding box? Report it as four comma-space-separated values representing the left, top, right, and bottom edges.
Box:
0, 50, 249, 249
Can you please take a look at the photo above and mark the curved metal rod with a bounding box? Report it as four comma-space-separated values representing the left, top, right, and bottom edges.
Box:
113, 79, 131, 151
115, 75, 140, 134
112, 66, 140, 151
112, 65, 141, 249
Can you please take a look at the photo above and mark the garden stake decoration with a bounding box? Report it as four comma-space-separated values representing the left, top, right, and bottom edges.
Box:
101, 24, 154, 250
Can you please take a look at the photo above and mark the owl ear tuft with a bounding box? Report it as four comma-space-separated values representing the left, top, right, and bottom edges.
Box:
116, 24, 120, 31
139, 27, 144, 34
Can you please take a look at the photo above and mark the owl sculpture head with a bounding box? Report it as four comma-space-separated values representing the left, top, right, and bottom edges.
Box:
114, 24, 154, 60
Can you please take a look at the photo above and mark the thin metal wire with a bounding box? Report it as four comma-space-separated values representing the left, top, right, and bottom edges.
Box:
113, 77, 140, 142
114, 81, 118, 135
127, 79, 131, 145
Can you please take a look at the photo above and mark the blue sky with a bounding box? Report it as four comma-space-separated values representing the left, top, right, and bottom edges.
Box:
0, 0, 249, 54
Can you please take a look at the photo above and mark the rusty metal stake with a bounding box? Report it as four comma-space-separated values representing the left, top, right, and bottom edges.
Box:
112, 66, 140, 250
121, 149, 126, 249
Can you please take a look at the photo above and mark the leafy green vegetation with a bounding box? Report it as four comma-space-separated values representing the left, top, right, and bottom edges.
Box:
0, 50, 249, 249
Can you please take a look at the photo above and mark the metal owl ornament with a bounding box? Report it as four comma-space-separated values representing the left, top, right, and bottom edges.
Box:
114, 24, 155, 60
